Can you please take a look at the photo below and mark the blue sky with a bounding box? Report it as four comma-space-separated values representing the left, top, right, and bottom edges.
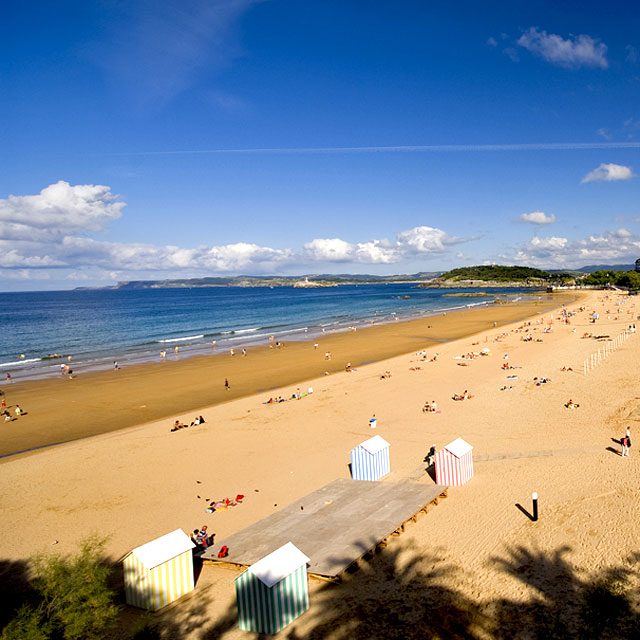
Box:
1, 1, 639, 290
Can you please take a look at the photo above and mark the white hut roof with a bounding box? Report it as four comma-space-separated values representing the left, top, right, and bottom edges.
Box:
444, 437, 473, 458
131, 529, 195, 570
358, 435, 390, 455
247, 542, 310, 588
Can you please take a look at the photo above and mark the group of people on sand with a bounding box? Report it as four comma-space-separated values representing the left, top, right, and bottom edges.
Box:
205, 494, 245, 513
170, 415, 206, 432
423, 400, 438, 413
191, 525, 212, 550
2, 395, 25, 422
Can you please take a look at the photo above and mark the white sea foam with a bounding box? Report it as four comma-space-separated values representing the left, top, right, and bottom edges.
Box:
157, 335, 204, 343
0, 358, 41, 367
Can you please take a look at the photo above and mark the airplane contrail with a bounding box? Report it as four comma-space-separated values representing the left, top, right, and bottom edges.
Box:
115, 141, 640, 155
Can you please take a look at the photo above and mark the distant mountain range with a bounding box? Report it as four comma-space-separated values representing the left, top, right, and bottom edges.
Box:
572, 263, 636, 273
76, 264, 639, 290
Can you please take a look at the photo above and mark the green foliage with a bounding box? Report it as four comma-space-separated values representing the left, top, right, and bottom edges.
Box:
1, 605, 50, 640
582, 269, 640, 289
1, 538, 119, 640
440, 265, 566, 283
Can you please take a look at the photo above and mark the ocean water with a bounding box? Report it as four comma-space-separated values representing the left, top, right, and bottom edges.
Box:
0, 284, 541, 380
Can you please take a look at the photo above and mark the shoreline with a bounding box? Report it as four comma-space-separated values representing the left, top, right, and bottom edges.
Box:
0, 293, 577, 460
0, 286, 549, 383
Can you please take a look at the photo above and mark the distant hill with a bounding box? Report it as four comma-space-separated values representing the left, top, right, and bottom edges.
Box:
77, 272, 444, 290
420, 265, 574, 287
575, 264, 636, 273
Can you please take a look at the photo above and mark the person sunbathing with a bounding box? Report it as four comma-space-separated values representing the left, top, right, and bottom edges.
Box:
452, 390, 472, 401
565, 399, 580, 409
171, 420, 187, 432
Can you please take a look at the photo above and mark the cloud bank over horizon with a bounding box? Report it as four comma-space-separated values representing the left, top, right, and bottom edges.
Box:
2, 181, 640, 288
0, 182, 476, 285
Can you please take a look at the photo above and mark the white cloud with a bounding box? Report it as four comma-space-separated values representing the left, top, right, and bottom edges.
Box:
511, 228, 640, 268
487, 37, 498, 47
517, 27, 608, 69
395, 226, 465, 253
581, 163, 633, 183
303, 238, 355, 262
0, 181, 124, 239
0, 183, 477, 285
518, 211, 556, 225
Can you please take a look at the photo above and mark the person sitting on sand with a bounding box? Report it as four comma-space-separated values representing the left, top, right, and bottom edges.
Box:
560, 366, 573, 372
425, 444, 437, 466
380, 371, 391, 379
345, 362, 352, 372
171, 420, 187, 432
191, 529, 202, 547
198, 525, 210, 548
565, 399, 580, 409
423, 401, 432, 413
452, 390, 472, 401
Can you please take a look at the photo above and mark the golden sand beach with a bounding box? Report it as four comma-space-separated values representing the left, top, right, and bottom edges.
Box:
2, 289, 639, 638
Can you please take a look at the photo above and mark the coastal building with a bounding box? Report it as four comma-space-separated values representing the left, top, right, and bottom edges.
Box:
350, 435, 390, 481
435, 437, 474, 486
123, 529, 195, 611
236, 542, 310, 633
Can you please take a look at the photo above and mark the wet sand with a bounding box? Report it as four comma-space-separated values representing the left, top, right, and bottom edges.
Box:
0, 294, 573, 459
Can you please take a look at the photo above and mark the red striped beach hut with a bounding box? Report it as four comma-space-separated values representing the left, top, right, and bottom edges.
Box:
435, 437, 473, 486
236, 542, 310, 634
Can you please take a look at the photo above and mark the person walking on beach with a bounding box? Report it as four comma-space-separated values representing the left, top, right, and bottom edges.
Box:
224, 378, 230, 391
621, 435, 630, 457
14, 405, 22, 417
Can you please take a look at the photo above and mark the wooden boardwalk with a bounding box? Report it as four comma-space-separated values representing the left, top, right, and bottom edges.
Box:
202, 478, 447, 580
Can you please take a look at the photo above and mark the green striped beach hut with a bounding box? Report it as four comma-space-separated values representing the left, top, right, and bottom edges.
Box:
236, 542, 310, 634
123, 529, 195, 611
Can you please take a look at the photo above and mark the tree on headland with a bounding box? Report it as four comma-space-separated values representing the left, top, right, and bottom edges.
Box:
1, 537, 119, 640
582, 270, 640, 289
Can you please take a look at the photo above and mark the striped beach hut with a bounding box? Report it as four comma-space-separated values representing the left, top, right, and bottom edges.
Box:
435, 437, 473, 486
236, 542, 310, 634
350, 435, 390, 481
123, 529, 195, 611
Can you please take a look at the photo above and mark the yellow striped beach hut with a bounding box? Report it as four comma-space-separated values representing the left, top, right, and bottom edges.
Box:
236, 542, 310, 634
123, 529, 195, 611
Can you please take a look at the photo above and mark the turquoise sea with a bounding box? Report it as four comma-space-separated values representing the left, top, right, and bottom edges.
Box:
0, 284, 541, 381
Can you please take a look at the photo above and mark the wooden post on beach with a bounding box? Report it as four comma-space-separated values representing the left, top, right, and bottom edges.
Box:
532, 492, 539, 522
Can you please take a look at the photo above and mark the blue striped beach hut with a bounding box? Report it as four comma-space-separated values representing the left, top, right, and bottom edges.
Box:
123, 529, 195, 611
350, 435, 390, 481
236, 542, 310, 634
